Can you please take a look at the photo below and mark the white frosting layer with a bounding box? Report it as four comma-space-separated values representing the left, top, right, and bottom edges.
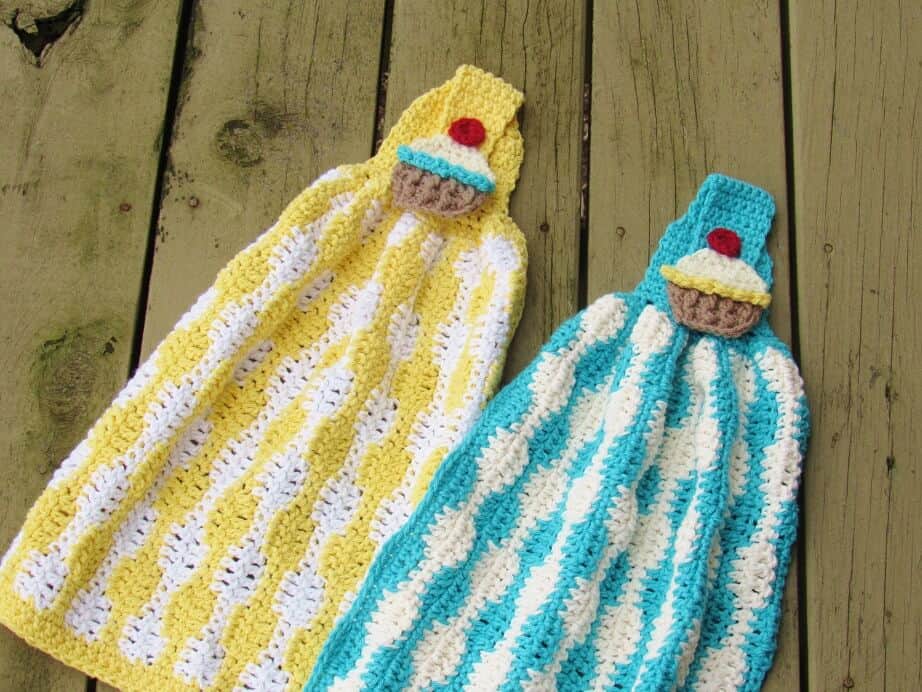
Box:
673, 248, 768, 294
408, 135, 495, 184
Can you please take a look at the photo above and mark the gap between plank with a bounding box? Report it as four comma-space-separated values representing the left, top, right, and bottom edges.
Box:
372, 0, 396, 153
778, 1, 808, 690
578, 0, 594, 310
125, 0, 197, 381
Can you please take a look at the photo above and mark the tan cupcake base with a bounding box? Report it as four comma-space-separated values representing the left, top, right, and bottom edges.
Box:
666, 283, 763, 338
391, 162, 487, 217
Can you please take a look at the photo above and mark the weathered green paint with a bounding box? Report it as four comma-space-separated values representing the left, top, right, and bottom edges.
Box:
28, 320, 123, 465
139, 0, 387, 358
0, 0, 183, 687
4, 1, 920, 689
791, 1, 922, 689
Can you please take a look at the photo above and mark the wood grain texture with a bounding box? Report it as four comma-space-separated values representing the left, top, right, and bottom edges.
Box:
100, 3, 386, 690
0, 1, 182, 689
384, 0, 587, 375
790, 1, 922, 689
139, 0, 386, 357
587, 1, 798, 689
6, 2, 920, 689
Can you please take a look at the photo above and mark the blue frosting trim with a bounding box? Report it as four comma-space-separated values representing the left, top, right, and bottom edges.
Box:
397, 145, 496, 193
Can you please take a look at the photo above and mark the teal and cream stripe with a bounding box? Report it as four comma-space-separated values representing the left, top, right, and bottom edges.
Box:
306, 174, 809, 692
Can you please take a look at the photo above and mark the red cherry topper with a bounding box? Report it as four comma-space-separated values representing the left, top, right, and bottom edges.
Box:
448, 118, 486, 147
707, 227, 742, 258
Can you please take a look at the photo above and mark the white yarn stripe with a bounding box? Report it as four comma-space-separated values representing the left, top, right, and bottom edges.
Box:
116, 280, 381, 666
297, 271, 335, 312
174, 286, 221, 333
237, 300, 423, 692
523, 400, 669, 691
369, 231, 454, 546
395, 237, 521, 532
450, 236, 523, 429
233, 340, 275, 385
406, 374, 616, 689
385, 212, 421, 248
589, 355, 706, 684
466, 306, 674, 690
175, 361, 355, 688
235, 220, 430, 690
675, 617, 702, 688
13, 193, 357, 612
331, 294, 630, 690
372, 243, 487, 545
64, 418, 214, 642
674, 355, 758, 690
359, 199, 385, 243
691, 346, 803, 689
418, 232, 447, 274
386, 237, 520, 505
673, 353, 755, 687
725, 353, 757, 504
310, 168, 345, 186
635, 339, 722, 679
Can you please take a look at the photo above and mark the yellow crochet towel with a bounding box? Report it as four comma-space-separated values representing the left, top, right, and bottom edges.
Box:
0, 65, 526, 692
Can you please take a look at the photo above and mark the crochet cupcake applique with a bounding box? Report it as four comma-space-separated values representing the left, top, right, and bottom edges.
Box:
392, 117, 496, 216
660, 227, 772, 338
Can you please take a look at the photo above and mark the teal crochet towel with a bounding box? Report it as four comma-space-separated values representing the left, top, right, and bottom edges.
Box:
304, 174, 809, 692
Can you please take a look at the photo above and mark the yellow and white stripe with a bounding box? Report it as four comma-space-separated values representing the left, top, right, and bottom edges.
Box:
0, 65, 528, 692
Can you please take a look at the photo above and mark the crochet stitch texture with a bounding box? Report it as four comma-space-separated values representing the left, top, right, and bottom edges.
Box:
0, 65, 527, 692
305, 174, 810, 692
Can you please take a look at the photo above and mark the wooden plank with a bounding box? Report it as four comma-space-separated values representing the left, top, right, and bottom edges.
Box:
100, 3, 385, 690
587, 1, 798, 689
0, 0, 183, 688
139, 0, 386, 357
790, 1, 922, 689
384, 0, 587, 374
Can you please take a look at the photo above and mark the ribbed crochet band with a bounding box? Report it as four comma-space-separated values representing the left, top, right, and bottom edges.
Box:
639, 174, 777, 318
438, 66, 523, 154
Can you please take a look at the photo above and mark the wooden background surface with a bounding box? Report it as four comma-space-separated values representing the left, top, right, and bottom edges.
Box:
1, 0, 919, 690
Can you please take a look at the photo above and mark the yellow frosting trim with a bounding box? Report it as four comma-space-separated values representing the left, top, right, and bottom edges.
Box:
661, 265, 772, 307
